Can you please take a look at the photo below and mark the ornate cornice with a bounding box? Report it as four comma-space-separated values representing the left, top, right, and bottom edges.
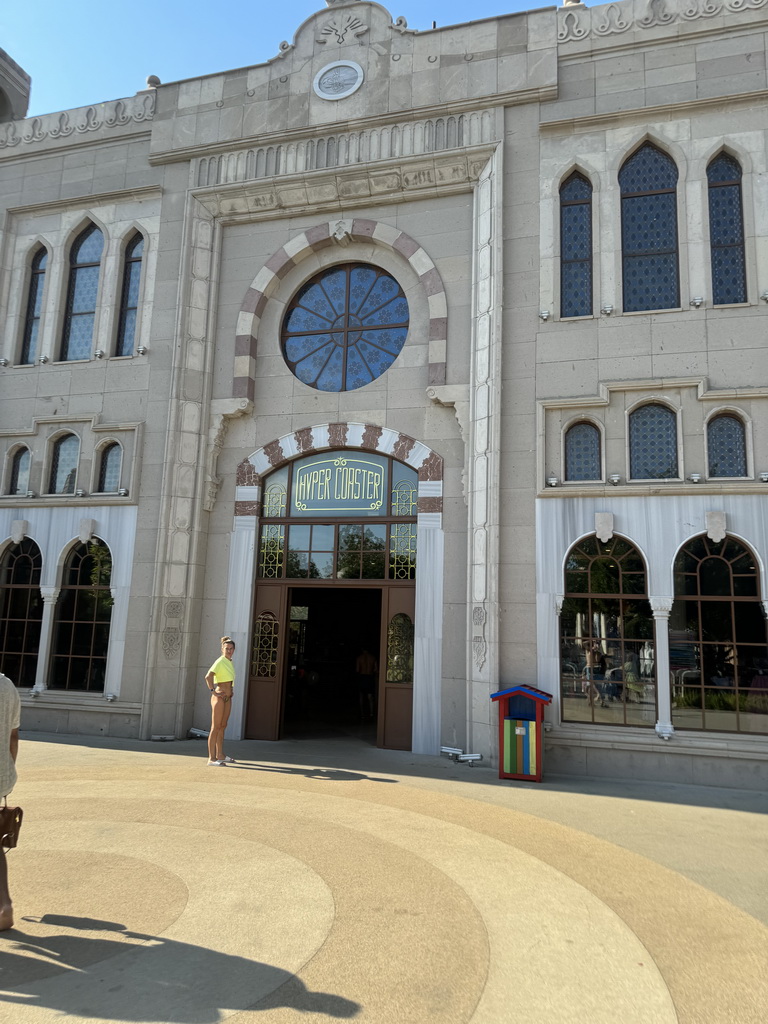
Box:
558, 0, 768, 45
0, 92, 155, 152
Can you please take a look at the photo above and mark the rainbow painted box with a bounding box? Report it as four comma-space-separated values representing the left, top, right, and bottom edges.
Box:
491, 686, 553, 783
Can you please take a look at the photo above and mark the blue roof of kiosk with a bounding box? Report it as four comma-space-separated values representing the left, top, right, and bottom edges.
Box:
491, 685, 552, 704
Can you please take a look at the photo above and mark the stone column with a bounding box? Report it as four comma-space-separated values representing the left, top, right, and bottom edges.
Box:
413, 511, 444, 754
33, 587, 59, 691
224, 516, 258, 741
650, 597, 674, 739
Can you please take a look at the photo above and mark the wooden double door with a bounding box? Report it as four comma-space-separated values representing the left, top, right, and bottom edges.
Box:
245, 582, 414, 749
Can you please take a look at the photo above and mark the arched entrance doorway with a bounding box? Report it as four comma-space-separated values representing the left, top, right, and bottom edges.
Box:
224, 422, 445, 753
247, 450, 416, 747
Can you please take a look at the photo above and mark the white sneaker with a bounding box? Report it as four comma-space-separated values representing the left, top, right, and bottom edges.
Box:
207, 759, 226, 766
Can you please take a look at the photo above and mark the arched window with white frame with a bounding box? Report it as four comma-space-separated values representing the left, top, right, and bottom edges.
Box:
49, 434, 79, 494
619, 143, 680, 312
629, 403, 678, 480
97, 442, 122, 493
707, 414, 747, 478
707, 152, 747, 305
7, 447, 31, 496
21, 247, 47, 364
116, 232, 144, 356
564, 421, 601, 481
60, 224, 104, 361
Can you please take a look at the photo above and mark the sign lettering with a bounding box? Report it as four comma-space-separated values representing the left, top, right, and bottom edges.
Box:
294, 457, 384, 513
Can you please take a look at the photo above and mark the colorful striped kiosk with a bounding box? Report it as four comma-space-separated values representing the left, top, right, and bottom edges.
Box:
491, 685, 553, 782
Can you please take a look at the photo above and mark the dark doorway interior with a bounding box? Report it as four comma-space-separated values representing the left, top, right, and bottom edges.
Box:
284, 587, 381, 740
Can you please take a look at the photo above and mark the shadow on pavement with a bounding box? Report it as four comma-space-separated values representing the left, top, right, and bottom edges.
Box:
2, 915, 361, 1020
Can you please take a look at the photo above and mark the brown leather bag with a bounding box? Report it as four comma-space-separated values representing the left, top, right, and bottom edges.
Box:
0, 802, 22, 852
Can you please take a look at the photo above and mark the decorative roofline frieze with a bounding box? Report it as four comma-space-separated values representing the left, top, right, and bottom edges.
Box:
0, 92, 155, 151
558, 0, 768, 45
193, 109, 497, 188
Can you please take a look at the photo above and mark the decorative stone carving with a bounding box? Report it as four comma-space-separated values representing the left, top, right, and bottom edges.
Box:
318, 11, 368, 44
705, 510, 727, 543
166, 601, 183, 619
558, 9, 588, 40
595, 3, 632, 34
79, 518, 96, 543
639, 0, 676, 27
275, 41, 294, 59
472, 605, 486, 627
204, 398, 253, 512
162, 627, 182, 660
555, 594, 564, 614
650, 597, 674, 616
427, 385, 470, 444
595, 512, 614, 543
0, 93, 155, 149
11, 520, 28, 545
472, 636, 487, 671
40, 587, 60, 605
390, 16, 415, 33
762, 600, 768, 620
332, 220, 353, 246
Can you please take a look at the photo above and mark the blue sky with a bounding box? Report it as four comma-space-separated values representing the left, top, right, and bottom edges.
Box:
3, 1, 539, 117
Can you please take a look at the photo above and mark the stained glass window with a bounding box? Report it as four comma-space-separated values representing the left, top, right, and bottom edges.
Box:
670, 535, 768, 734
620, 144, 679, 312
61, 225, 104, 361
560, 173, 592, 317
116, 233, 144, 356
0, 538, 43, 688
8, 447, 31, 496
560, 535, 655, 727
708, 154, 746, 305
565, 422, 600, 481
707, 415, 747, 478
21, 248, 47, 364
97, 442, 122, 492
282, 264, 409, 391
49, 434, 79, 494
629, 404, 678, 480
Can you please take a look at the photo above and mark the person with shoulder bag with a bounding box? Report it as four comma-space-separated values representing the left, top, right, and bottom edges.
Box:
0, 671, 21, 930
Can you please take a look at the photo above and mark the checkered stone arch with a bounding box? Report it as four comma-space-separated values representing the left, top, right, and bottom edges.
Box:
234, 220, 448, 400
235, 422, 443, 522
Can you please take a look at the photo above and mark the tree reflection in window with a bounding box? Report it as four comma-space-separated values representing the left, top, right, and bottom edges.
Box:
50, 538, 113, 692
670, 535, 768, 733
560, 535, 655, 727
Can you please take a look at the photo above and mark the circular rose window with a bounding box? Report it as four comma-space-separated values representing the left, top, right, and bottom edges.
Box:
281, 264, 409, 392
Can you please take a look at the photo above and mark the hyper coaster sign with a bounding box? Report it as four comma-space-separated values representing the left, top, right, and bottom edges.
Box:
293, 456, 385, 512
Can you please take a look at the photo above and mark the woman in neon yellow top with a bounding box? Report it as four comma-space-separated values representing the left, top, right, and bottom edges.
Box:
205, 636, 236, 766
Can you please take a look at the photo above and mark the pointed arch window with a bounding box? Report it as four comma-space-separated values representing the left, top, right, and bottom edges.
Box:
560, 535, 655, 727
707, 414, 747, 478
97, 442, 122, 493
629, 404, 678, 480
21, 248, 47, 364
620, 143, 679, 312
670, 535, 768, 733
50, 538, 113, 692
116, 233, 144, 356
0, 538, 43, 688
49, 434, 79, 494
60, 224, 104, 361
707, 153, 746, 305
565, 422, 601, 481
8, 447, 31, 496
560, 172, 592, 317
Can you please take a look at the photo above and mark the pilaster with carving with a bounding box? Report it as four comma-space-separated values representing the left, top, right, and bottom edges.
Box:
143, 196, 222, 737
466, 151, 503, 751
650, 596, 675, 739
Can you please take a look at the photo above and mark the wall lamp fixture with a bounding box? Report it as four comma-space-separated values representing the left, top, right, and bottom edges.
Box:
688, 473, 701, 484
546, 474, 559, 487
26, 490, 36, 499
690, 296, 704, 309
538, 310, 550, 322
136, 345, 148, 355
760, 291, 768, 303
600, 303, 614, 316
118, 487, 129, 497
75, 488, 87, 497
0, 358, 8, 367
38, 355, 49, 364
609, 473, 621, 486
760, 472, 768, 483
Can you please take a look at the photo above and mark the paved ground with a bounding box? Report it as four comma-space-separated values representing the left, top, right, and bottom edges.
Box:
1, 731, 767, 1023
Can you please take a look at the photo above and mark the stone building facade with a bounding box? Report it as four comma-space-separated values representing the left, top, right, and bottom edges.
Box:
1, 0, 767, 787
